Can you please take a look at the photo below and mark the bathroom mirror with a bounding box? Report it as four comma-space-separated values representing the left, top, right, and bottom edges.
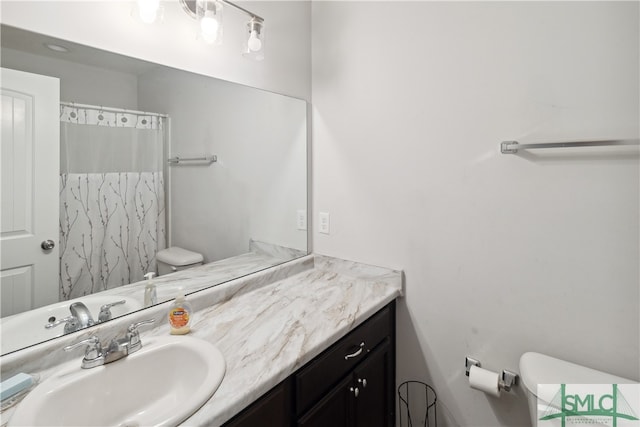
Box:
0, 25, 308, 355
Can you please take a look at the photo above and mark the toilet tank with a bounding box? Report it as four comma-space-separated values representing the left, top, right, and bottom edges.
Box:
519, 352, 636, 426
156, 247, 204, 276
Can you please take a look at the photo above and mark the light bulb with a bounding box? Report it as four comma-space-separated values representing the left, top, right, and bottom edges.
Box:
200, 10, 220, 44
138, 0, 160, 24
247, 30, 262, 52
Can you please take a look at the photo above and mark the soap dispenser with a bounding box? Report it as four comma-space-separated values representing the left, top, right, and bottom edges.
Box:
143, 272, 157, 307
168, 292, 193, 335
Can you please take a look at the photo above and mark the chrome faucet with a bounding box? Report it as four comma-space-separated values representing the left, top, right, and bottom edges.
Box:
64, 319, 155, 369
45, 300, 126, 334
70, 302, 95, 328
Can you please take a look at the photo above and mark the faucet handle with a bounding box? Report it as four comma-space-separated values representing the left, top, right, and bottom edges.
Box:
128, 319, 156, 334
97, 300, 126, 323
64, 336, 103, 361
45, 315, 79, 334
127, 319, 155, 353
64, 336, 105, 369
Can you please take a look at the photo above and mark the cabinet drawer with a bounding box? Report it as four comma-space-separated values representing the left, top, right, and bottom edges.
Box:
295, 305, 392, 415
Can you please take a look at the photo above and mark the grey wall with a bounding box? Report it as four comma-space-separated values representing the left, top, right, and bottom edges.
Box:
1, 47, 138, 108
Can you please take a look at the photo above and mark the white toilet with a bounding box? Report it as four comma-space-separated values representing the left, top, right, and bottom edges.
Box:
156, 246, 204, 275
519, 352, 637, 426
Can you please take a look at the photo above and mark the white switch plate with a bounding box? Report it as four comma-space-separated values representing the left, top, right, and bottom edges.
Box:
296, 210, 307, 231
319, 212, 330, 234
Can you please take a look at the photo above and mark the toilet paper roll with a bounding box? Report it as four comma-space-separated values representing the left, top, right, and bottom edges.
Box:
469, 365, 501, 397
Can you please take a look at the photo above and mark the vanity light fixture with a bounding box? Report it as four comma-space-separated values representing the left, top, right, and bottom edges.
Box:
136, 0, 163, 24
196, 0, 223, 44
180, 0, 265, 60
242, 17, 265, 60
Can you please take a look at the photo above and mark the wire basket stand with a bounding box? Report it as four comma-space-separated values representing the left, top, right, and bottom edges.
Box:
398, 381, 437, 427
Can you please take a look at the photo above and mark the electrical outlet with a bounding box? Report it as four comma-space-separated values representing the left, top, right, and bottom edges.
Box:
296, 210, 307, 231
319, 212, 330, 234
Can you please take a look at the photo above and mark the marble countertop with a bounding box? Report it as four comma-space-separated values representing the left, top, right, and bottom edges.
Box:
0, 240, 304, 355
0, 254, 402, 427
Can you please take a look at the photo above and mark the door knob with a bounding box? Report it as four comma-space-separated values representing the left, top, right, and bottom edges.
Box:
41, 240, 55, 250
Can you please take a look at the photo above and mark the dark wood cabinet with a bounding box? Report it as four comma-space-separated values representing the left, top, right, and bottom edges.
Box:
297, 340, 392, 427
224, 379, 293, 427
297, 375, 352, 427
352, 341, 392, 427
223, 301, 395, 427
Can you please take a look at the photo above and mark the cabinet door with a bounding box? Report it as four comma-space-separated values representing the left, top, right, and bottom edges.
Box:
354, 340, 393, 427
224, 379, 292, 427
297, 375, 353, 427
295, 305, 392, 415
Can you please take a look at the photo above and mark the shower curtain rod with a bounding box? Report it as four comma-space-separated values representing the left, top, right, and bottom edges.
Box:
60, 101, 169, 118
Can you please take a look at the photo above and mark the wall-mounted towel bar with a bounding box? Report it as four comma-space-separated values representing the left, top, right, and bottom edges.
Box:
501, 139, 639, 154
167, 155, 217, 165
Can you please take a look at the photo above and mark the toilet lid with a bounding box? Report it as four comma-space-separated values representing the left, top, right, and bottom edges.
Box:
156, 247, 204, 266
519, 352, 636, 397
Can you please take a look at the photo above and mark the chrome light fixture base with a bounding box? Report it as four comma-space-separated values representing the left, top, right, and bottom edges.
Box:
179, 0, 263, 22
179, 0, 265, 57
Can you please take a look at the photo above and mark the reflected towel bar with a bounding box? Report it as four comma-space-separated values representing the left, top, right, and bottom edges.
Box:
501, 139, 639, 154
167, 155, 217, 165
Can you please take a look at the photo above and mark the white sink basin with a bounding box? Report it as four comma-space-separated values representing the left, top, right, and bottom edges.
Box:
0, 295, 141, 354
9, 335, 226, 426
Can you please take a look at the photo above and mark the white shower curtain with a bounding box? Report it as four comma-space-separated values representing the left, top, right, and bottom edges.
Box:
59, 104, 166, 300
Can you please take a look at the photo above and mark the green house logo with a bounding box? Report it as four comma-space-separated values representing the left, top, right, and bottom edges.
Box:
538, 384, 639, 427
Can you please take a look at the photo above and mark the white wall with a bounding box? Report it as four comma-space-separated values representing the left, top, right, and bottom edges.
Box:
0, 0, 311, 100
312, 2, 639, 426
138, 67, 307, 261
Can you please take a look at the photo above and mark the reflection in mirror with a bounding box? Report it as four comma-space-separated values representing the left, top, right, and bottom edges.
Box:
0, 25, 308, 355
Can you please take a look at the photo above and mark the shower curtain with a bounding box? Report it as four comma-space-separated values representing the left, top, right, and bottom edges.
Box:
59, 104, 166, 300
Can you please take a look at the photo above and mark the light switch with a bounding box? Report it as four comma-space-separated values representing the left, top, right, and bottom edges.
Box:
297, 210, 307, 231
319, 212, 330, 234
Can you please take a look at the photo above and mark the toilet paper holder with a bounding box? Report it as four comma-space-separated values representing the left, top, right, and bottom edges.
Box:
465, 356, 518, 392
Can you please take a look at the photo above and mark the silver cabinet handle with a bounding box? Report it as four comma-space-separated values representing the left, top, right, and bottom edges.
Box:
349, 386, 359, 398
358, 378, 367, 388
41, 239, 55, 250
344, 342, 365, 360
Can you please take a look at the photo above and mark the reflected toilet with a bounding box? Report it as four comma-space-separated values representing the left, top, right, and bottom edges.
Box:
156, 247, 204, 275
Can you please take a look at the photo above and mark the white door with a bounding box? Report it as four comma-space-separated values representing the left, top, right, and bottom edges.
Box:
1, 67, 60, 317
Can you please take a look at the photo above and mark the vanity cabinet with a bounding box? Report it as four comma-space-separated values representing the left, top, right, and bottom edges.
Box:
297, 341, 392, 427
223, 301, 395, 427
224, 379, 293, 427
